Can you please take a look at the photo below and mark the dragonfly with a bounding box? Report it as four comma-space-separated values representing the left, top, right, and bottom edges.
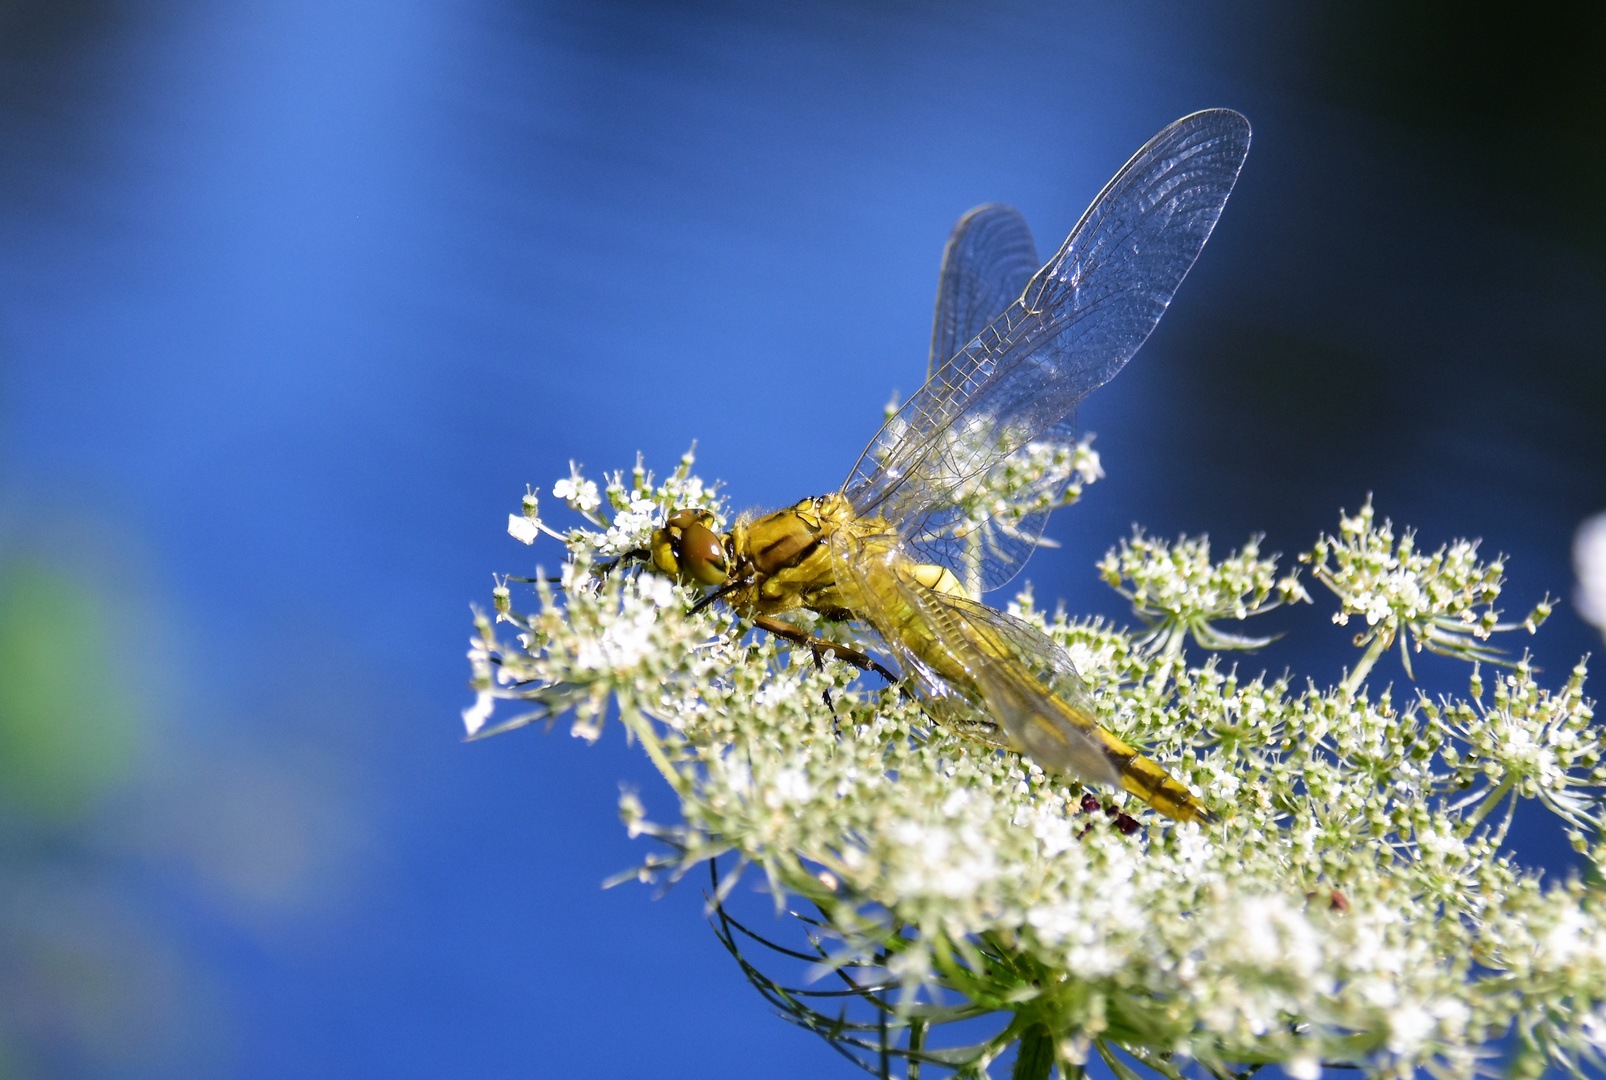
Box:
651, 110, 1251, 824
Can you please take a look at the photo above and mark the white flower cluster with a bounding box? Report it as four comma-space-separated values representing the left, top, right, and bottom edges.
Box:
1302, 498, 1553, 691
467, 456, 1605, 1080
1099, 530, 1311, 657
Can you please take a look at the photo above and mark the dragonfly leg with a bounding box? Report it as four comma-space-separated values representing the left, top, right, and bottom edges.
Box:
590, 547, 651, 581
750, 615, 899, 685
506, 547, 652, 586
689, 578, 744, 615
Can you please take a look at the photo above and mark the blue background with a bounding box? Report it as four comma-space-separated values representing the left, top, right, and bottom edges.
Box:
1, 1, 1603, 1077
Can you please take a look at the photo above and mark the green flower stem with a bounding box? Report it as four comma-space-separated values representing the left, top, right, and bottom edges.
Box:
1340, 630, 1392, 694
1149, 622, 1190, 691
620, 710, 688, 797
1110, 1043, 1184, 1080
1464, 775, 1515, 827
1012, 1024, 1054, 1080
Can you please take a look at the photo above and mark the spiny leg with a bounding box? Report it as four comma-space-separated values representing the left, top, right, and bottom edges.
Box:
508, 547, 652, 586
750, 615, 900, 686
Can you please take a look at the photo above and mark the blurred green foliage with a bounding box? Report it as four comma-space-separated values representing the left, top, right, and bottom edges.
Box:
0, 558, 138, 823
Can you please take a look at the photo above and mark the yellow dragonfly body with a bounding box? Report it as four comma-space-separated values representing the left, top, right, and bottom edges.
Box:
653, 111, 1251, 824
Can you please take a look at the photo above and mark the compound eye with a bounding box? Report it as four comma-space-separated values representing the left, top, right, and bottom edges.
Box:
667, 509, 702, 529
678, 522, 729, 585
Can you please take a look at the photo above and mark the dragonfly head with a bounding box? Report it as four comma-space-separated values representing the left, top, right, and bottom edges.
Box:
651, 509, 730, 586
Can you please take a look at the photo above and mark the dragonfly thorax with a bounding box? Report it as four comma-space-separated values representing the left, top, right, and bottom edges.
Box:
743, 495, 843, 577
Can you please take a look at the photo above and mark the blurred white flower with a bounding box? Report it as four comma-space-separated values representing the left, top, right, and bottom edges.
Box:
1574, 511, 1606, 632
506, 513, 540, 545
460, 688, 494, 736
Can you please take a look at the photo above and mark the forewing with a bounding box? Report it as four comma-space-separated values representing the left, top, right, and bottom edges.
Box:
928, 206, 1074, 597
929, 205, 1039, 383
828, 529, 1119, 788
845, 110, 1251, 592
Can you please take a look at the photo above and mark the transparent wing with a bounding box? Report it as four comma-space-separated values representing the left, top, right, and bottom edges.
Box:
929, 204, 1039, 383
828, 528, 1120, 788
927, 207, 1078, 598
845, 110, 1251, 593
